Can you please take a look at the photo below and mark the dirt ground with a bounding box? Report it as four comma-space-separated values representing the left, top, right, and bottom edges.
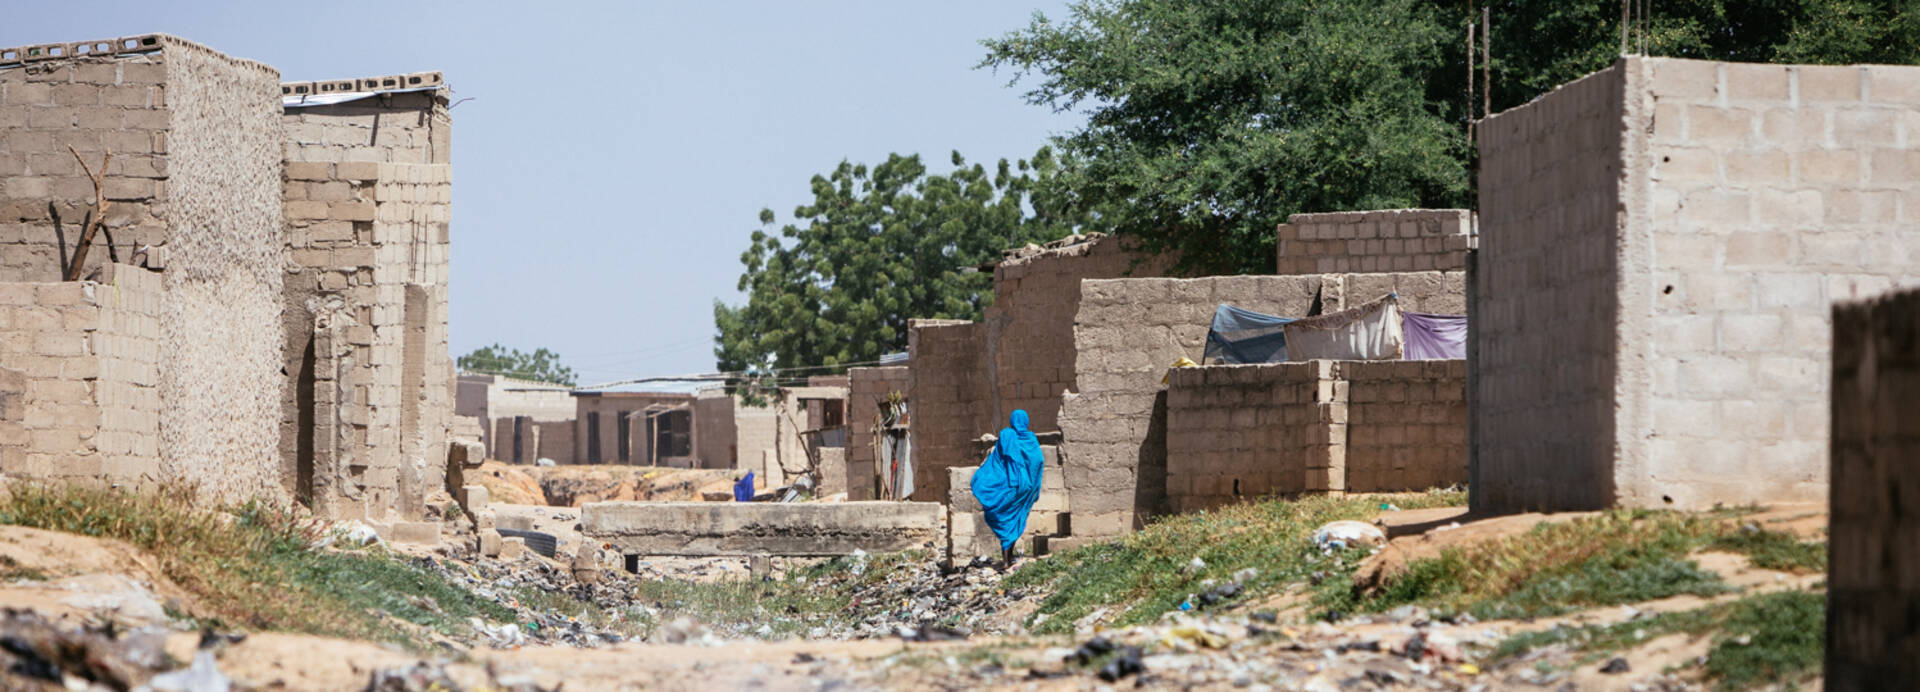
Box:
0, 503, 1832, 690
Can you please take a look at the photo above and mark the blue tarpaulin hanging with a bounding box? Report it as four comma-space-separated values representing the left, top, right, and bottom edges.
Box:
1203, 305, 1297, 364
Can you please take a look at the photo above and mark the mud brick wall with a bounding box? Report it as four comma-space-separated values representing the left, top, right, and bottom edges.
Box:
985, 236, 1172, 433
0, 266, 161, 484
1062, 273, 1465, 537
845, 365, 907, 499
1828, 288, 1920, 691
536, 420, 572, 465
1276, 210, 1476, 275
1165, 362, 1336, 513
1343, 360, 1467, 493
907, 319, 990, 503
1475, 56, 1920, 513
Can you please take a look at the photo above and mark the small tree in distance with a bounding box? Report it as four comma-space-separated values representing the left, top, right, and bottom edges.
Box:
458, 344, 578, 387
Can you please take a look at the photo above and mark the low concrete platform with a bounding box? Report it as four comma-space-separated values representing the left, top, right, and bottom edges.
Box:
580, 501, 945, 557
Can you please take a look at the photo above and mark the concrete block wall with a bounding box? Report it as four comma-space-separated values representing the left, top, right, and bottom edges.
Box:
1061, 273, 1465, 537
733, 404, 776, 487
281, 90, 448, 166
1344, 360, 1468, 492
906, 319, 989, 503
1474, 56, 1920, 512
1276, 209, 1477, 275
845, 365, 907, 499
453, 373, 573, 457
1471, 63, 1632, 512
279, 156, 452, 519
536, 420, 572, 464
1, 47, 172, 282
1164, 362, 1335, 512
0, 266, 162, 484
945, 446, 1067, 559
1828, 287, 1920, 690
2, 35, 285, 503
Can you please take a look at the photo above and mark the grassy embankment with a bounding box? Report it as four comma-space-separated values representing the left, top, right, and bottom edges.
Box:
0, 483, 520, 648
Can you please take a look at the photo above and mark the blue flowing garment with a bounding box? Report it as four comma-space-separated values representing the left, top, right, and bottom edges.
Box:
970, 410, 1045, 550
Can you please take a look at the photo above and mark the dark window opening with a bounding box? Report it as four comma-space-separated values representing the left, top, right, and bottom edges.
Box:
617, 410, 632, 462
586, 412, 601, 463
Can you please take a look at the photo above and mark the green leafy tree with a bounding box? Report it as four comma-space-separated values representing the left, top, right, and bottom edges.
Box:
982, 0, 1470, 274
457, 344, 577, 386
980, 0, 1920, 275
714, 150, 1078, 377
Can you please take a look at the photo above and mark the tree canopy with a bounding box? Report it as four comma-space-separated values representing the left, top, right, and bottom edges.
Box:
981, 0, 1920, 274
713, 150, 1078, 376
457, 344, 577, 386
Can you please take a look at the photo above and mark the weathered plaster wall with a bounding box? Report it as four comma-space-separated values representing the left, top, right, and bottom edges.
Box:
1828, 287, 1920, 690
155, 37, 284, 502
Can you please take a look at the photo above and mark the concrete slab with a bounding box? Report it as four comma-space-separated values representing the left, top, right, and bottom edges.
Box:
581, 501, 945, 557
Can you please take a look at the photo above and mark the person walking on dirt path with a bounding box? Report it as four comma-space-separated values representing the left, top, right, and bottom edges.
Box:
970, 409, 1044, 570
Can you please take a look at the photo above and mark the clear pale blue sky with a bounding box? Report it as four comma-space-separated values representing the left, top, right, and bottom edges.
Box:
5, 1, 1081, 383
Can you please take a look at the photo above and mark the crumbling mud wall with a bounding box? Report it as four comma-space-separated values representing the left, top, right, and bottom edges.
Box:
1828, 287, 1920, 690
0, 266, 161, 483
1474, 56, 1920, 512
1276, 209, 1476, 275
1061, 273, 1465, 537
845, 365, 907, 499
985, 235, 1172, 433
906, 319, 989, 503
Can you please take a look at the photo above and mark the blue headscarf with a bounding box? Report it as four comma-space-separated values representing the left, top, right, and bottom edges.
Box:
969, 409, 1045, 550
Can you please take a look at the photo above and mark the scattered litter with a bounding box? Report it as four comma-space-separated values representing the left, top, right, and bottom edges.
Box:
1311, 520, 1386, 550
1600, 657, 1631, 674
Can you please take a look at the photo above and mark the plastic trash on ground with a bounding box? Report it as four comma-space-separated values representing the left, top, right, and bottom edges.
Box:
1311, 520, 1386, 550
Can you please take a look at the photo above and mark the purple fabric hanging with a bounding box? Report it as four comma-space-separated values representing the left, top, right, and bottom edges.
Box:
1401, 311, 1467, 360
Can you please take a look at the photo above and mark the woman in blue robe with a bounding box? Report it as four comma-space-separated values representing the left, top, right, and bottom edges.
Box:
970, 409, 1044, 569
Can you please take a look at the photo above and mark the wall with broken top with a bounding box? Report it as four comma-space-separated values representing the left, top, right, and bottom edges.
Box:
0, 33, 460, 523
1472, 56, 1920, 513
0, 35, 286, 502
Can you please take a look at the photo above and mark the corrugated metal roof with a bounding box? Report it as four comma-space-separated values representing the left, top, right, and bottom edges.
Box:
571, 379, 722, 396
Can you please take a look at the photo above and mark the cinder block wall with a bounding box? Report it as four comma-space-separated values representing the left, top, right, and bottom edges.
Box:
906, 319, 990, 503
1470, 61, 1626, 513
845, 365, 907, 499
946, 446, 1067, 559
1165, 362, 1333, 512
1062, 273, 1465, 536
1345, 360, 1467, 492
1828, 287, 1920, 690
535, 420, 571, 465
0, 266, 162, 483
1277, 210, 1477, 275
2, 36, 285, 503
1474, 56, 1920, 512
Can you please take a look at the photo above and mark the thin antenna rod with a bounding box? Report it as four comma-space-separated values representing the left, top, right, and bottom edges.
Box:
1621, 0, 1631, 55
1467, 18, 1476, 134
1482, 6, 1491, 119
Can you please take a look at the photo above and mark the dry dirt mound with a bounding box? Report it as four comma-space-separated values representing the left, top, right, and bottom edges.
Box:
469, 461, 546, 505
0, 526, 196, 626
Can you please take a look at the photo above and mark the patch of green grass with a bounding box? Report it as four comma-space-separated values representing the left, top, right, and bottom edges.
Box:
1488, 590, 1823, 690
1002, 490, 1467, 633
0, 483, 512, 648
1319, 510, 1827, 620
1709, 528, 1826, 574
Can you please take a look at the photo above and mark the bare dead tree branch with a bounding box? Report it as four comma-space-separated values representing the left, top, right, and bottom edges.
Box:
63, 145, 112, 281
